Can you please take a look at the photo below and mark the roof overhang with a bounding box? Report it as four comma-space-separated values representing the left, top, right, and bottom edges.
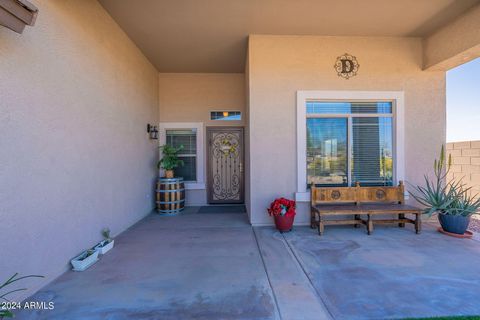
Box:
99, 0, 480, 73
0, 0, 38, 34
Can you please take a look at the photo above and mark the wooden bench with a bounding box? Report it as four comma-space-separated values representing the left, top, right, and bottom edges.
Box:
310, 181, 422, 235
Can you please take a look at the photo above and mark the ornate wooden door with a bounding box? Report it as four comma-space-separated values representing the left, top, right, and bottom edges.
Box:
207, 127, 244, 204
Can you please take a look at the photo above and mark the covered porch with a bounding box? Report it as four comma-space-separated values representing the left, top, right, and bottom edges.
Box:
16, 210, 480, 320
2, 0, 480, 319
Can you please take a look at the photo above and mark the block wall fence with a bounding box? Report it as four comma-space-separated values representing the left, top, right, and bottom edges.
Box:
446, 141, 480, 194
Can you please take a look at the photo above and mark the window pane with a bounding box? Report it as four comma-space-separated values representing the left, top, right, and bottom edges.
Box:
352, 117, 393, 186
175, 156, 196, 181
211, 111, 241, 120
166, 129, 197, 181
166, 130, 196, 154
307, 101, 392, 114
307, 118, 348, 186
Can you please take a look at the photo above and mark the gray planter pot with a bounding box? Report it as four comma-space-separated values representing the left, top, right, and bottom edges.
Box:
438, 214, 470, 235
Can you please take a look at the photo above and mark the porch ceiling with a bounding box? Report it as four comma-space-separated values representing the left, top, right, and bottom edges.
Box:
99, 0, 479, 73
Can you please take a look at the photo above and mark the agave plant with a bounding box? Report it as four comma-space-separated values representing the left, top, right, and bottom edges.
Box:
449, 186, 480, 217
410, 145, 480, 217
0, 273, 43, 319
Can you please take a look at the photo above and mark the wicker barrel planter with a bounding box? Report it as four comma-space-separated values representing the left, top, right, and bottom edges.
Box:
156, 178, 185, 215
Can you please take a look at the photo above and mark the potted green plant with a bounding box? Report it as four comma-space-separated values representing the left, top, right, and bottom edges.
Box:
93, 228, 114, 255
158, 145, 184, 179
410, 145, 480, 235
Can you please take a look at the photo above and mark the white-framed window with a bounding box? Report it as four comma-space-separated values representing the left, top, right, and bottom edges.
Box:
166, 129, 197, 181
159, 122, 205, 190
296, 91, 405, 201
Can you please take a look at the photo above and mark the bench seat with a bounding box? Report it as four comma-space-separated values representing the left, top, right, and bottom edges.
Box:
310, 182, 422, 235
313, 203, 422, 214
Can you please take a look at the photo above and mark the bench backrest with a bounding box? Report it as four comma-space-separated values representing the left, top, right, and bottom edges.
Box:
311, 181, 405, 207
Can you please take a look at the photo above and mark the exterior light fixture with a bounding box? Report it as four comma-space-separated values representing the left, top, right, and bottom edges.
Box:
147, 124, 158, 140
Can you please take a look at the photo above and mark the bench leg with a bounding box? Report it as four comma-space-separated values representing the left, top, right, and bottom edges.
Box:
367, 214, 373, 235
398, 213, 405, 228
318, 215, 324, 236
415, 213, 422, 234
310, 209, 316, 229
354, 214, 361, 228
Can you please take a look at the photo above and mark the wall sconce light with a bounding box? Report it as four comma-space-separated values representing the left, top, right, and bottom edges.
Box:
147, 124, 158, 140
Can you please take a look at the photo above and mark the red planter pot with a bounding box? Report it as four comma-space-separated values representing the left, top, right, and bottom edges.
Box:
274, 214, 295, 232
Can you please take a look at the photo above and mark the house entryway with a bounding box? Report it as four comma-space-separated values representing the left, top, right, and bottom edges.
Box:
206, 127, 244, 204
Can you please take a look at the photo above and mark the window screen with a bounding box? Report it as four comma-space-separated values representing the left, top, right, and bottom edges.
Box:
166, 129, 197, 181
307, 101, 394, 187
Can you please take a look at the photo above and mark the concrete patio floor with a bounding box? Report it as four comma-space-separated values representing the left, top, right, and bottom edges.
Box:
16, 208, 480, 320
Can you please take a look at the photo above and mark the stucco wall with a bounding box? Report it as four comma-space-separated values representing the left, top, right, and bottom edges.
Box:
159, 73, 246, 126
158, 73, 245, 205
0, 0, 159, 299
447, 141, 480, 194
423, 4, 480, 70
247, 35, 446, 225
245, 52, 252, 218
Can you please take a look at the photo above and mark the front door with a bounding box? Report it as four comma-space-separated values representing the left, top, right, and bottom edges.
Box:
207, 127, 244, 204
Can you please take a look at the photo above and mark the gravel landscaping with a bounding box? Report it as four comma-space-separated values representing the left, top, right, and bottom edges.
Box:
469, 215, 480, 233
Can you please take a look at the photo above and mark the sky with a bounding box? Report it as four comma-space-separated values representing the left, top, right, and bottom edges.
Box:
446, 57, 480, 142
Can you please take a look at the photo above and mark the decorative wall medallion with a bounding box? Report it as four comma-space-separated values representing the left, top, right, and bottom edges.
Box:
331, 190, 341, 200
334, 53, 359, 79
375, 189, 386, 200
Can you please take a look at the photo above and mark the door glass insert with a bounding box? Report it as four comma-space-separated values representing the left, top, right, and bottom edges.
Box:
208, 129, 243, 203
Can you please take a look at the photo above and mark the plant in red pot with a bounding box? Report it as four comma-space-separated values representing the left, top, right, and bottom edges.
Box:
267, 198, 296, 232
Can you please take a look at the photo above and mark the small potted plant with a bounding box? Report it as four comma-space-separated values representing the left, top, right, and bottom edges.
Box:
158, 144, 184, 179
71, 249, 99, 271
411, 145, 480, 236
93, 228, 114, 255
267, 197, 296, 232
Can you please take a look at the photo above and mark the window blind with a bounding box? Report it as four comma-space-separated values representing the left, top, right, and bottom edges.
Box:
307, 101, 392, 114
166, 129, 197, 181
352, 117, 393, 186
306, 101, 394, 187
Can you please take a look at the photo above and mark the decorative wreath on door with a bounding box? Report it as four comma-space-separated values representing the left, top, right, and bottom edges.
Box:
219, 138, 237, 155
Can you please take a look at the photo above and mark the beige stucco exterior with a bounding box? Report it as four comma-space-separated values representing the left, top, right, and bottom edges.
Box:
158, 73, 245, 205
247, 35, 446, 225
0, 0, 158, 298
424, 4, 480, 70
159, 73, 246, 126
2, 0, 480, 303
